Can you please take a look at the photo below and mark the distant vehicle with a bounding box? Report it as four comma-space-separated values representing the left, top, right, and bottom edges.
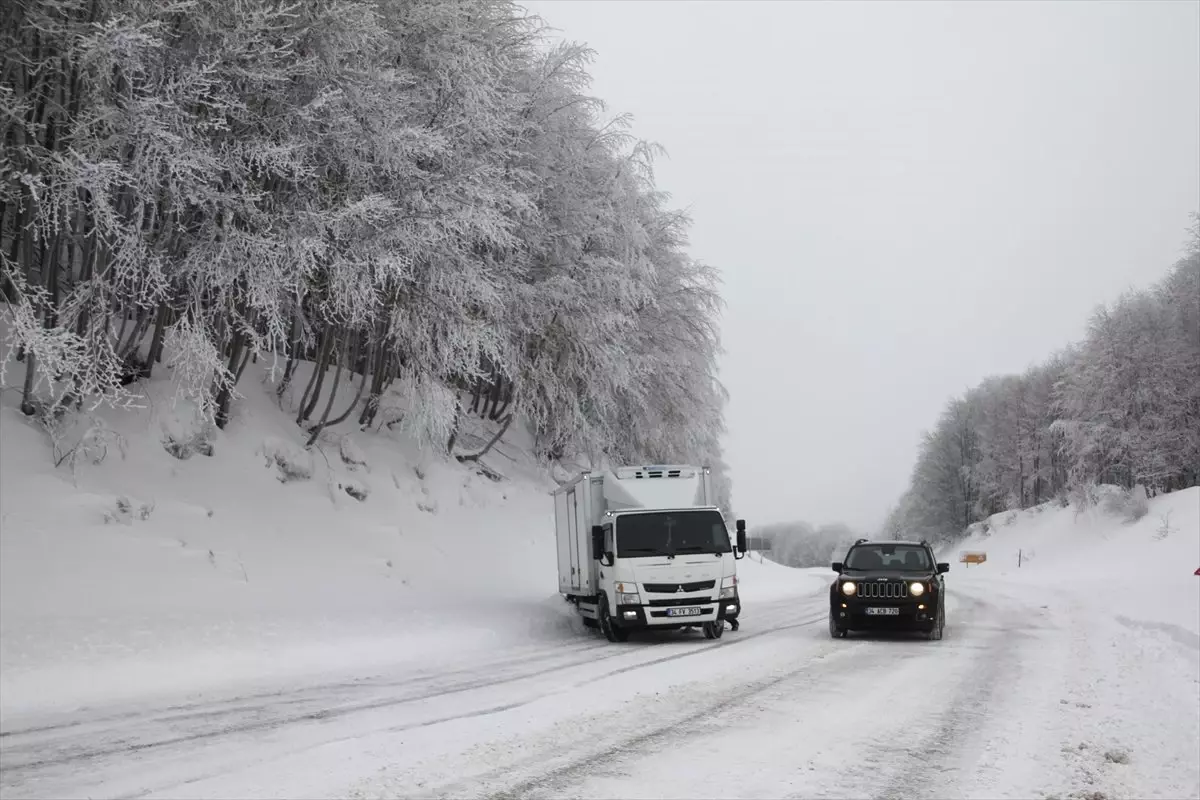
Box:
554, 464, 747, 642
828, 539, 949, 641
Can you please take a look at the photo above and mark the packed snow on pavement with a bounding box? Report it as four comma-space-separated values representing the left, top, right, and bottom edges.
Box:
1, 363, 1197, 800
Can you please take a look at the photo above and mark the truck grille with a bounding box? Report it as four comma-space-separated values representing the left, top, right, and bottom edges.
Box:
644, 580, 715, 594
858, 580, 909, 599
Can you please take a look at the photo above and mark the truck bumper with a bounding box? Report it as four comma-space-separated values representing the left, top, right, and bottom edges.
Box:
616, 593, 739, 630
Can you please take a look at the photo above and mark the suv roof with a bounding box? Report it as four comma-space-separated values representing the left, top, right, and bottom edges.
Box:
852, 538, 928, 548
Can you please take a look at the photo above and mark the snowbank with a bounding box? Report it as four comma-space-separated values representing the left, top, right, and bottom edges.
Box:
737, 554, 832, 603
0, 348, 816, 721
0, 351, 569, 719
946, 487, 1200, 637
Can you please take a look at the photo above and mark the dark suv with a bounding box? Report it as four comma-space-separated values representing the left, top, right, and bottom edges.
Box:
828, 539, 949, 640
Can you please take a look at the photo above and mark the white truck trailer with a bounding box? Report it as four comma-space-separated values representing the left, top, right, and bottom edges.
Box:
554, 464, 747, 642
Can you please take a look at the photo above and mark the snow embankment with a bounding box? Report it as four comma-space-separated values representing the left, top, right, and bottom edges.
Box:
0, 355, 572, 720
947, 486, 1200, 640
0, 353, 816, 722
737, 554, 832, 604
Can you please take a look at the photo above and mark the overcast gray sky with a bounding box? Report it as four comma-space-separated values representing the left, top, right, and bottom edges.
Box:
522, 0, 1200, 532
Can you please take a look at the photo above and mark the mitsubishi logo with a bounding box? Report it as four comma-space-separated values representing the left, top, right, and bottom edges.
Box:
676, 585, 685, 593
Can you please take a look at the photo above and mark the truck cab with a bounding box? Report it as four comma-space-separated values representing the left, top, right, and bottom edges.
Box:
555, 465, 747, 642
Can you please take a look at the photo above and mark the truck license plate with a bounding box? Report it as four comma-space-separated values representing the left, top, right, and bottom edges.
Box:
866, 607, 900, 616
667, 606, 703, 617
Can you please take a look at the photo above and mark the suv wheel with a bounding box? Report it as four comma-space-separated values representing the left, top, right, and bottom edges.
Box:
925, 602, 944, 641
829, 612, 847, 638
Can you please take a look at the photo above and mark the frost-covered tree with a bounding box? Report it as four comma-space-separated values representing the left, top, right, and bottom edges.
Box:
887, 218, 1199, 543
1, 0, 730, 502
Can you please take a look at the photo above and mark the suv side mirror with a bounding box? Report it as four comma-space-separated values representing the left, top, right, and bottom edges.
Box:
831, 561, 844, 573
937, 562, 950, 574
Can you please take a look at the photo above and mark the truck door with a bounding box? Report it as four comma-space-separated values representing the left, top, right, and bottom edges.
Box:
567, 488, 580, 591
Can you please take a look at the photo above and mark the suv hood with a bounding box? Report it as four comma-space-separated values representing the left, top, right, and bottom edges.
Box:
840, 571, 933, 582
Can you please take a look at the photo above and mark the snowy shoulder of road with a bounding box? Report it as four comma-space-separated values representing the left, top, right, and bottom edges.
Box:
0, 346, 816, 725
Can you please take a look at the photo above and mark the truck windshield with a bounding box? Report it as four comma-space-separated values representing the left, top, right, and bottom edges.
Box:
616, 510, 731, 557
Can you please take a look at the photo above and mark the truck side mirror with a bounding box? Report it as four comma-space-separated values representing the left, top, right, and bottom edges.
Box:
591, 525, 604, 561
736, 519, 746, 532
736, 530, 747, 554
831, 561, 844, 573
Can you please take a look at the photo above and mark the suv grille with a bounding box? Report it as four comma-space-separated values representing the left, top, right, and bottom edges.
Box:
643, 580, 715, 594
858, 580, 909, 599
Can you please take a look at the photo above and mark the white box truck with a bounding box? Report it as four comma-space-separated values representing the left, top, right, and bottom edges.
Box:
554, 464, 747, 642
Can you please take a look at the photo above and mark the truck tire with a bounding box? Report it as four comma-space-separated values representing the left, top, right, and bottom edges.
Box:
702, 620, 724, 640
599, 599, 629, 643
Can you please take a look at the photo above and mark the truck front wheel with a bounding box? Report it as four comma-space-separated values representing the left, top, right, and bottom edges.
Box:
702, 620, 724, 640
599, 599, 630, 643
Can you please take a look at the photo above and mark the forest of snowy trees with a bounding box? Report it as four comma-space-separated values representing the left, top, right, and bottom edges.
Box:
886, 220, 1200, 545
754, 520, 860, 570
0, 0, 730, 495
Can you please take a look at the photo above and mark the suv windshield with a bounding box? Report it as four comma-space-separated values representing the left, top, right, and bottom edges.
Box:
844, 544, 931, 571
616, 510, 731, 557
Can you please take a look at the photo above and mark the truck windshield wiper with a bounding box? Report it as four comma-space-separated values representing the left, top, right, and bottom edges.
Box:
622, 547, 665, 554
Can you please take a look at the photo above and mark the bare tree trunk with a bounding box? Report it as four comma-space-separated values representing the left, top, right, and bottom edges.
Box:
457, 413, 513, 463
490, 375, 513, 421
446, 399, 462, 454
301, 327, 338, 423
144, 302, 169, 378
322, 343, 372, 429
359, 346, 394, 427
305, 337, 346, 448
296, 325, 331, 424
277, 310, 302, 397
215, 329, 246, 429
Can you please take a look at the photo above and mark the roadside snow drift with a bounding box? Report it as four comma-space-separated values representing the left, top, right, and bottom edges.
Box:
0, 353, 807, 721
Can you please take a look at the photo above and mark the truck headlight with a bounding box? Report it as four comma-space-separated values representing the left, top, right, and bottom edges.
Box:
614, 583, 640, 605
841, 581, 857, 596
719, 586, 737, 599
910, 582, 925, 597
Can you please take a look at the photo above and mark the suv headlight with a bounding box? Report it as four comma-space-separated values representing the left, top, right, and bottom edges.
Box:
720, 575, 738, 598
910, 582, 925, 597
841, 581, 857, 596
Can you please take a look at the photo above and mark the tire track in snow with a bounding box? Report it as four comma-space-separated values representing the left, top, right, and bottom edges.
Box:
862, 594, 1032, 800
379, 614, 841, 799
399, 594, 990, 800
1, 600, 824, 799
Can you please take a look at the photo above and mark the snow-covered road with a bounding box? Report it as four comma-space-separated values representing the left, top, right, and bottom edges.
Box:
1, 579, 1196, 800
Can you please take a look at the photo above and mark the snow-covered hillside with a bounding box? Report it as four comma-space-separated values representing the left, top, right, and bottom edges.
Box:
0, 355, 796, 723
949, 487, 1200, 640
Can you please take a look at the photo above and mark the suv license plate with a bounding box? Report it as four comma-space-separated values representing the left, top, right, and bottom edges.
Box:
866, 607, 900, 616
666, 607, 703, 617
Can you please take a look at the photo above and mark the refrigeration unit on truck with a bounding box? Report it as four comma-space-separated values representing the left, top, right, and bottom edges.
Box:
554, 464, 747, 642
